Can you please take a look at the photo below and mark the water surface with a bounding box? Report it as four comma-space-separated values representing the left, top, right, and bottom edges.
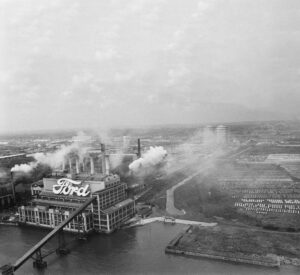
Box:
0, 223, 299, 274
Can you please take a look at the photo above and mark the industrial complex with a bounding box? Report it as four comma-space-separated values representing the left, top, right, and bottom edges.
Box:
18, 145, 136, 234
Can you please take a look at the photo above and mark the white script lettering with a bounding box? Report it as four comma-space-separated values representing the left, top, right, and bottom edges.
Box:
53, 178, 90, 197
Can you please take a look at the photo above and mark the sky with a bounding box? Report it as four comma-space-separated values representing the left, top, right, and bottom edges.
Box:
0, 0, 299, 133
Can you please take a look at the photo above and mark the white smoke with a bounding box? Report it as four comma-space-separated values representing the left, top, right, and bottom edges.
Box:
129, 146, 167, 173
165, 125, 231, 174
33, 142, 88, 168
109, 154, 125, 169
10, 132, 90, 173
11, 162, 37, 173
202, 125, 217, 147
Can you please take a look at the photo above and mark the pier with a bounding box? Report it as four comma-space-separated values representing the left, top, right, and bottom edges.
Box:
132, 216, 217, 226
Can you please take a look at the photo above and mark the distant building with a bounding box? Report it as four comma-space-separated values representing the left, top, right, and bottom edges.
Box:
216, 125, 228, 145
122, 136, 130, 151
202, 125, 214, 146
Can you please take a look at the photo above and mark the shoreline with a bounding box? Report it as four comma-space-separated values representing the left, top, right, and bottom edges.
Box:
165, 225, 300, 268
123, 216, 217, 228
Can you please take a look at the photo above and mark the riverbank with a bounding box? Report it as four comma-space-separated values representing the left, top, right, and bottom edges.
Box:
165, 224, 300, 268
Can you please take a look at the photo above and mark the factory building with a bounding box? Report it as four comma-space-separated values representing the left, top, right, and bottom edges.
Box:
18, 147, 135, 234
216, 125, 228, 145
0, 187, 14, 209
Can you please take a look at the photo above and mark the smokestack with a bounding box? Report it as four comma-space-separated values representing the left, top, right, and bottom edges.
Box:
105, 155, 110, 175
101, 143, 105, 152
90, 157, 95, 174
123, 136, 130, 151
62, 159, 66, 171
75, 158, 80, 174
82, 160, 85, 173
101, 143, 106, 175
10, 172, 16, 204
68, 158, 72, 172
137, 138, 141, 158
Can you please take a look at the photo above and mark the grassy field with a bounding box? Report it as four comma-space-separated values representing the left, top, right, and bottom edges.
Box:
173, 165, 300, 230
175, 224, 300, 265
173, 174, 249, 221
137, 168, 191, 210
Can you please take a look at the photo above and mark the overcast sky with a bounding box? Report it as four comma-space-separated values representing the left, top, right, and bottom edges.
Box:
0, 0, 299, 133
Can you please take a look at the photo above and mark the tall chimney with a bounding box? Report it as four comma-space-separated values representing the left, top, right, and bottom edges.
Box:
68, 158, 72, 172
75, 158, 80, 174
10, 172, 16, 204
101, 143, 106, 175
62, 159, 66, 171
105, 155, 110, 175
82, 160, 85, 173
137, 138, 141, 158
90, 157, 95, 174
123, 136, 130, 151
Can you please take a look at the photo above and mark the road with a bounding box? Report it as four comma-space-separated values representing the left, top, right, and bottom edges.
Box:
166, 171, 202, 216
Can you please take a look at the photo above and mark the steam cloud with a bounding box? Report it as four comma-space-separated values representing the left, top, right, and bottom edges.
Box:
10, 132, 90, 173
165, 125, 231, 174
34, 143, 87, 168
129, 146, 167, 173
11, 163, 38, 173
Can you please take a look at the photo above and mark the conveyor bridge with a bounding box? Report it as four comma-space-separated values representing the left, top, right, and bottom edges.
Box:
0, 196, 96, 274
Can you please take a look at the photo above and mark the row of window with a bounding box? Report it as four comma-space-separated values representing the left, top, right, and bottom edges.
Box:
96, 185, 126, 209
39, 195, 86, 204
19, 208, 94, 231
94, 203, 134, 232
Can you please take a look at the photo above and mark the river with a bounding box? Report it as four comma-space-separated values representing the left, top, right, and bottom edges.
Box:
0, 223, 299, 274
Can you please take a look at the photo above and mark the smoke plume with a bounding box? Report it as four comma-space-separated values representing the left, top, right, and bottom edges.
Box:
10, 132, 90, 173
11, 163, 37, 173
34, 143, 88, 168
129, 146, 167, 173
166, 125, 231, 174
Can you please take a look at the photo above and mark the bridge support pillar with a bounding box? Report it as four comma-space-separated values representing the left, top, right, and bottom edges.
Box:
32, 249, 47, 269
56, 229, 70, 255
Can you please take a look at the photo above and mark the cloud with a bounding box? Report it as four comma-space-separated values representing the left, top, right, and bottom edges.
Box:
95, 48, 119, 61
166, 65, 190, 86
197, 0, 213, 13
114, 71, 136, 82
1, 0, 300, 133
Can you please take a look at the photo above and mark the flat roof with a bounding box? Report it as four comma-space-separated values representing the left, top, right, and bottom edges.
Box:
33, 198, 90, 209
103, 198, 134, 214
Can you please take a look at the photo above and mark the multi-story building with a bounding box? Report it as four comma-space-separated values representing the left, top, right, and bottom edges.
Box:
216, 125, 228, 145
